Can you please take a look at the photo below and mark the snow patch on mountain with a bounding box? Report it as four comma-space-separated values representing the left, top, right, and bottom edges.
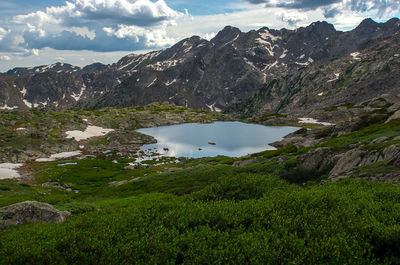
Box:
147, 78, 157, 88
0, 105, 18, 110
165, 79, 177, 86
259, 29, 281, 42
71, 83, 86, 101
351, 52, 361, 60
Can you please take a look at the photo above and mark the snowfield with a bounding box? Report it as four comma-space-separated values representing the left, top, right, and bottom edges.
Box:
298, 118, 335, 126
0, 163, 23, 179
66, 126, 114, 141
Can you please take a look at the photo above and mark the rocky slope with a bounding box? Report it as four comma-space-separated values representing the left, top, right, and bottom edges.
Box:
262, 95, 400, 182
230, 28, 400, 119
1, 18, 399, 113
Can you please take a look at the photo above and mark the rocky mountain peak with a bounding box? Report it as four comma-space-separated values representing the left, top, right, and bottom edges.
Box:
6, 62, 81, 76
384, 17, 400, 30
306, 21, 336, 33
211, 26, 242, 46
354, 18, 379, 33
80, 63, 108, 74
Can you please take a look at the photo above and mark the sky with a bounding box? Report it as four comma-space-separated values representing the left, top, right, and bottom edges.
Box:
0, 0, 399, 72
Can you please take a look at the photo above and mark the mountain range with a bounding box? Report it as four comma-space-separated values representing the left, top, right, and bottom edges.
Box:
1, 18, 399, 116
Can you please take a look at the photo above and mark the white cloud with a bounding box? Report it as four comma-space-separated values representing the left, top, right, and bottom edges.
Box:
31, 48, 39, 56
0, 26, 9, 40
279, 11, 309, 26
203, 32, 216, 40
0, 47, 134, 72
13, 0, 184, 30
0, 55, 11, 61
103, 23, 176, 47
244, 0, 400, 19
2, 0, 185, 52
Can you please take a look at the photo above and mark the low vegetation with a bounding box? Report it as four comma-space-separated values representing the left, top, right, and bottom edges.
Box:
1, 103, 400, 264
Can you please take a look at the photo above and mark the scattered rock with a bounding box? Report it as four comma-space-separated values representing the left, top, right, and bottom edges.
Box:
108, 180, 129, 186
124, 165, 134, 170
42, 182, 72, 192
270, 136, 320, 149
165, 167, 182, 173
371, 136, 389, 144
233, 159, 259, 167
0, 201, 71, 231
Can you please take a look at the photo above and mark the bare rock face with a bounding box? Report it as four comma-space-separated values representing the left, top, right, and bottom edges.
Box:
0, 201, 71, 231
329, 149, 374, 179
383, 145, 400, 166
328, 144, 400, 180
386, 110, 400, 123
300, 147, 333, 172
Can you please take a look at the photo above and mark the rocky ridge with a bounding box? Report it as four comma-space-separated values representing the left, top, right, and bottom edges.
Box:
0, 18, 399, 114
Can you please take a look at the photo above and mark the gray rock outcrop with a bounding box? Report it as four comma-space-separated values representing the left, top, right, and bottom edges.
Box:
386, 110, 400, 123
299, 147, 333, 172
0, 201, 71, 231
328, 144, 400, 180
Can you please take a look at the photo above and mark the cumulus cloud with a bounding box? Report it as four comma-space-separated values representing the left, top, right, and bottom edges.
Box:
246, 0, 340, 9
245, 0, 400, 18
0, 0, 184, 52
279, 11, 309, 26
0, 26, 9, 40
0, 55, 11, 61
15, 0, 183, 28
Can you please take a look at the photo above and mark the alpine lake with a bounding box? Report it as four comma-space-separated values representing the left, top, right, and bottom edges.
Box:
136, 121, 299, 159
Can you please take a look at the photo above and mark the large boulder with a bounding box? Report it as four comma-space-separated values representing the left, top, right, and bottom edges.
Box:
329, 149, 367, 179
299, 147, 333, 172
0, 201, 71, 231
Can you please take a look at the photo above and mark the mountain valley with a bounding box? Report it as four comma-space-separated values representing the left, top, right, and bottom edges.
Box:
1, 18, 400, 264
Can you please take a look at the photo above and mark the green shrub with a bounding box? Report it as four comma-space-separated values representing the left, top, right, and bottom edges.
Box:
0, 185, 11, 191
58, 202, 96, 214
2, 179, 400, 264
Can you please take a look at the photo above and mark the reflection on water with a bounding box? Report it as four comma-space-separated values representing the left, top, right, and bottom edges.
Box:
136, 122, 298, 158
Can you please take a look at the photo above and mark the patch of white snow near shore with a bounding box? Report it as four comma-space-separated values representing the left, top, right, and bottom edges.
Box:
36, 151, 82, 162
66, 126, 114, 141
298, 118, 335, 126
0, 163, 23, 179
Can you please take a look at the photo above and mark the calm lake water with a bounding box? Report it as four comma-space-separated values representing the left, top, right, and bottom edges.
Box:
136, 122, 298, 158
